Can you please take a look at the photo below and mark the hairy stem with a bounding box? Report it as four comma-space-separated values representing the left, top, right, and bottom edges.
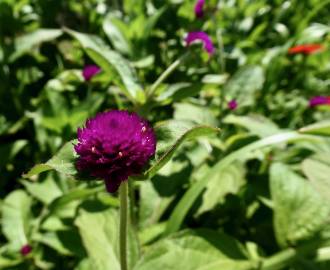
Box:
119, 181, 128, 270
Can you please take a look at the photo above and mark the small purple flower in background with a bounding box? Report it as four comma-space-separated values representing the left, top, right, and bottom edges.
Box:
74, 110, 156, 193
227, 99, 238, 110
20, 244, 32, 256
194, 0, 205, 18
309, 96, 330, 107
82, 65, 101, 81
185, 31, 215, 56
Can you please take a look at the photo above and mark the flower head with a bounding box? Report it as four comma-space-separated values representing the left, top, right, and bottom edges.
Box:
20, 244, 32, 256
194, 0, 205, 18
82, 65, 101, 81
185, 31, 215, 55
309, 96, 330, 107
227, 99, 238, 110
288, 44, 323, 55
74, 110, 156, 192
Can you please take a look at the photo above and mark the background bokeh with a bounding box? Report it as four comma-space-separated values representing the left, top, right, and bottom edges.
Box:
0, 0, 330, 269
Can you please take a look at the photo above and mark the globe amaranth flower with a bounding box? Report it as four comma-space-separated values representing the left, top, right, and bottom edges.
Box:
288, 44, 323, 55
82, 65, 101, 81
185, 31, 215, 55
227, 99, 238, 110
20, 244, 32, 256
74, 110, 156, 193
194, 0, 205, 18
309, 96, 330, 107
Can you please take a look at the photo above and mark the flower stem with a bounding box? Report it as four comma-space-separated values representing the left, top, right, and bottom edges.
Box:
147, 51, 190, 98
119, 181, 128, 270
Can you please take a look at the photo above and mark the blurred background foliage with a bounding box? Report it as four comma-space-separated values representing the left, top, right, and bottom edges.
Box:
0, 0, 330, 269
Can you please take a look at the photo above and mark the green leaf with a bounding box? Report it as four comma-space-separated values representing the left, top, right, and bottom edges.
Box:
174, 103, 218, 126
103, 13, 132, 56
0, 140, 27, 167
302, 154, 330, 202
65, 28, 144, 103
23, 140, 78, 179
134, 229, 251, 270
9, 29, 62, 62
45, 69, 83, 92
1, 190, 32, 250
299, 121, 330, 136
141, 120, 220, 179
22, 175, 63, 204
165, 131, 322, 236
223, 114, 280, 137
75, 207, 139, 270
223, 65, 264, 105
141, 6, 166, 41
34, 230, 85, 257
48, 186, 105, 214
0, 256, 22, 269
156, 83, 203, 105
196, 162, 246, 215
270, 163, 330, 247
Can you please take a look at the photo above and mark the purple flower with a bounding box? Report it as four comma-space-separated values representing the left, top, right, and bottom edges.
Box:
82, 65, 101, 81
227, 99, 238, 110
309, 96, 330, 107
74, 110, 156, 193
20, 244, 32, 256
194, 0, 205, 18
185, 31, 215, 55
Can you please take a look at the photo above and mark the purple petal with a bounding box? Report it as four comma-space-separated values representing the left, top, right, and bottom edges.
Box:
185, 31, 215, 55
74, 110, 156, 193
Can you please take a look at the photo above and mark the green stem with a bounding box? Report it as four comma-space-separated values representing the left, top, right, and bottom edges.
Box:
216, 29, 226, 74
119, 181, 128, 270
128, 180, 136, 227
261, 248, 297, 270
261, 239, 322, 270
147, 51, 190, 98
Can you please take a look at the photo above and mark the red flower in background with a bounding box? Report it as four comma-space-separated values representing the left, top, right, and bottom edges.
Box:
288, 44, 323, 55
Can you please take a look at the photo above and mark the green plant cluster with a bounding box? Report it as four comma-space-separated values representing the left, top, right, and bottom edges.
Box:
0, 0, 330, 269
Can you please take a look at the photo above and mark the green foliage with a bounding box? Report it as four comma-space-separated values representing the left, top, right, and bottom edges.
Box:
1, 0, 330, 269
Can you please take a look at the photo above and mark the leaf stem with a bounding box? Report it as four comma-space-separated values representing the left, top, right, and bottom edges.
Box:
119, 181, 128, 270
147, 51, 190, 98
261, 239, 322, 270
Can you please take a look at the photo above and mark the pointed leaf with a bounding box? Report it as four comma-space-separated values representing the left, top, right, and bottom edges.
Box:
299, 121, 330, 136
103, 13, 132, 55
9, 29, 62, 62
65, 29, 144, 103
165, 131, 322, 235
23, 140, 78, 179
142, 120, 220, 179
